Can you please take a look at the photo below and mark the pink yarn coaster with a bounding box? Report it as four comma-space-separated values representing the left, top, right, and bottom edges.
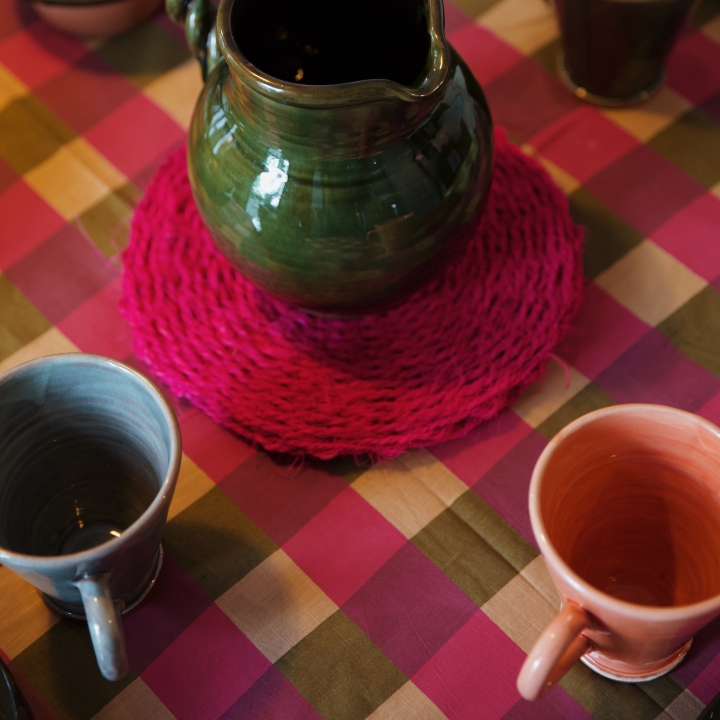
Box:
121, 129, 584, 460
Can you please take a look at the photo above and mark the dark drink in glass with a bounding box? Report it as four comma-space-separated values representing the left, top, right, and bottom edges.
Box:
553, 0, 697, 105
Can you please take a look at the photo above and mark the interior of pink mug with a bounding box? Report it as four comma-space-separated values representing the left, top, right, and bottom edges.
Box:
540, 408, 720, 607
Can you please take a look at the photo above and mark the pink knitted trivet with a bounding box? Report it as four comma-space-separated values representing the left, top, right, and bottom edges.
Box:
121, 129, 584, 460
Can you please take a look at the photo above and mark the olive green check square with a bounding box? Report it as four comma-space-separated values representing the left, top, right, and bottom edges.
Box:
75, 191, 133, 260
531, 38, 562, 76
0, 96, 75, 176
13, 620, 136, 720
569, 187, 645, 279
0, 275, 52, 362
647, 108, 720, 189
96, 23, 191, 89
115, 180, 144, 208
455, 0, 504, 18
275, 610, 407, 720
640, 674, 689, 710
163, 486, 278, 600
561, 661, 684, 720
412, 491, 537, 607
658, 284, 720, 378
536, 382, 615, 440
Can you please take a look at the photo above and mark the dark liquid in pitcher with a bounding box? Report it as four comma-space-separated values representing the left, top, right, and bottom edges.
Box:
555, 0, 695, 99
231, 0, 430, 86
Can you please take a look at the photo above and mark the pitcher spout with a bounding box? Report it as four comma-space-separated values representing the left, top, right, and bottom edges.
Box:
218, 0, 451, 107
169, 0, 451, 102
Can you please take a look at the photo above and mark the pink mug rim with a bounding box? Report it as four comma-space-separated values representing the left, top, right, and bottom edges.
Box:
529, 402, 720, 622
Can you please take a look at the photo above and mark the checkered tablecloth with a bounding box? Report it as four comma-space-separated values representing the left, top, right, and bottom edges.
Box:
1, 0, 720, 717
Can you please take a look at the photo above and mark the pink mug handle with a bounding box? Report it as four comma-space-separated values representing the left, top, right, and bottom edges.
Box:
517, 602, 591, 701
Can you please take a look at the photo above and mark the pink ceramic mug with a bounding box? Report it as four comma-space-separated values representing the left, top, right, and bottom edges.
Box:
517, 404, 720, 701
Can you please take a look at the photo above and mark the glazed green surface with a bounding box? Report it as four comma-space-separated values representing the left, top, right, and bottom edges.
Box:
185, 1, 494, 313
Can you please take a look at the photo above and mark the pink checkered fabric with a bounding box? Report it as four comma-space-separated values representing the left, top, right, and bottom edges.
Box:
120, 128, 584, 459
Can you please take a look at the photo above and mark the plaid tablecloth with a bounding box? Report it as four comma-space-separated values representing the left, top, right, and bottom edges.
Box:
1, 0, 720, 717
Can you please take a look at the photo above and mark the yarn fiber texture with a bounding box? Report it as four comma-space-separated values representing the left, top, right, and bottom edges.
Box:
120, 129, 584, 460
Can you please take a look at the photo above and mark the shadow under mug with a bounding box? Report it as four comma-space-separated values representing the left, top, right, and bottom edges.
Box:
552, 0, 697, 106
0, 354, 181, 681
518, 404, 720, 700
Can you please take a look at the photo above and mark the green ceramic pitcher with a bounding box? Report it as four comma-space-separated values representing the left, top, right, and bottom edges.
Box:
167, 0, 494, 314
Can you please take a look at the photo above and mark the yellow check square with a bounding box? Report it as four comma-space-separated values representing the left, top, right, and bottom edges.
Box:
23, 138, 126, 221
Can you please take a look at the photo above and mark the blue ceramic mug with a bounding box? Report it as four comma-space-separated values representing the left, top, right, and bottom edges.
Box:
0, 354, 181, 681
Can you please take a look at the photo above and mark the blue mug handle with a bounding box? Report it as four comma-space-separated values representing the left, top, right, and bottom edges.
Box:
75, 574, 128, 682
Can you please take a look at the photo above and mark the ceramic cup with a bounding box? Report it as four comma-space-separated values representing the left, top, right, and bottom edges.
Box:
552, 0, 696, 106
0, 354, 181, 681
30, 0, 164, 37
517, 404, 720, 701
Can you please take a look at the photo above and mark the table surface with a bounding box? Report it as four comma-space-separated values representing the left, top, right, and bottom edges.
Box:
2, 0, 720, 718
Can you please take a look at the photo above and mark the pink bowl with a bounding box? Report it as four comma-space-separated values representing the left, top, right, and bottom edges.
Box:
31, 0, 164, 36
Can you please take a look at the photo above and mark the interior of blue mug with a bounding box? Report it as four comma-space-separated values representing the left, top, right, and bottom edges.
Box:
0, 356, 173, 557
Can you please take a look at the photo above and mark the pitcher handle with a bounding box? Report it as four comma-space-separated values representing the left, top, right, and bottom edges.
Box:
166, 0, 221, 79
75, 573, 128, 682
517, 603, 590, 701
